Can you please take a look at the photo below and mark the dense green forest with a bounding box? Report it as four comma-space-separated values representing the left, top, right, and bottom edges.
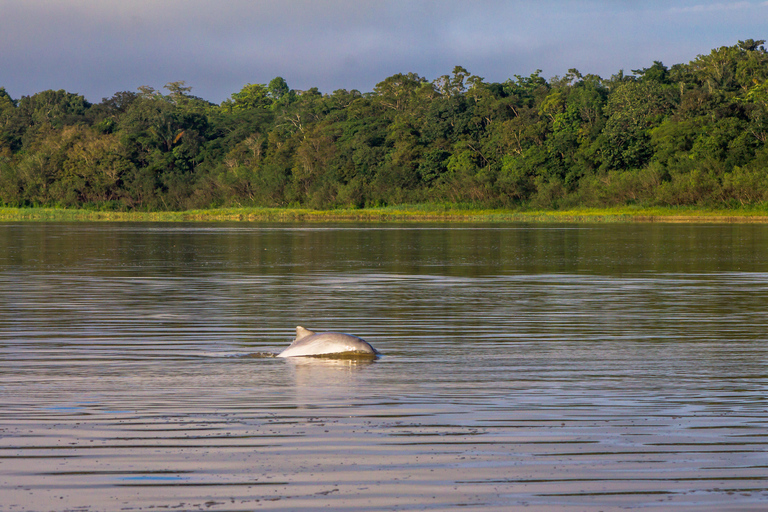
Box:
1, 40, 767, 211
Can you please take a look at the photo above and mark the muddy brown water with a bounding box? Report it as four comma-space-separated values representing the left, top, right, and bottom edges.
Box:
1, 222, 768, 511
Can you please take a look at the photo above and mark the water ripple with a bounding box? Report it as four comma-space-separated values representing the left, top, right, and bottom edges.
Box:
2, 223, 768, 510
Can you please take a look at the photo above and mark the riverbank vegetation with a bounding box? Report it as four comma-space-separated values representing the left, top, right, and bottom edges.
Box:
3, 205, 768, 223
1, 40, 767, 212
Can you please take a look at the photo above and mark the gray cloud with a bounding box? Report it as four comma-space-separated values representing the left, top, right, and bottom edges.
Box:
0, 0, 765, 103
670, 2, 752, 13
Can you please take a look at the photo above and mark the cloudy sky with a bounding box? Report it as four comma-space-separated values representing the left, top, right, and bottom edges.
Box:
1, 0, 766, 103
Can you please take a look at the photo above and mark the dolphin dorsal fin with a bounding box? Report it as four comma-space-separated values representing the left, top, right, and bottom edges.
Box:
295, 326, 315, 341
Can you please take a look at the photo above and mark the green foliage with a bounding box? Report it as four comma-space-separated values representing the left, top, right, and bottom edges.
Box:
599, 81, 673, 170
0, 88, 18, 155
633, 61, 669, 84
1, 40, 767, 211
223, 83, 272, 112
18, 89, 91, 129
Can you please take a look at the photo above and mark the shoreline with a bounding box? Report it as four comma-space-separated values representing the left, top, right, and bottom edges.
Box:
3, 205, 768, 223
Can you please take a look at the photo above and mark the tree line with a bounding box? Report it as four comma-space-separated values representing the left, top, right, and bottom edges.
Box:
1, 40, 767, 211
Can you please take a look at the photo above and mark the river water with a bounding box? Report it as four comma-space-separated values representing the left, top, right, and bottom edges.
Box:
1, 222, 767, 511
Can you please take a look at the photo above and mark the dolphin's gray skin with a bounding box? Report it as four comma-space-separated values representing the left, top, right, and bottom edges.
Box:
277, 326, 379, 358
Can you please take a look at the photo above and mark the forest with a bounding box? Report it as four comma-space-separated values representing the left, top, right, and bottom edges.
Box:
1, 40, 767, 211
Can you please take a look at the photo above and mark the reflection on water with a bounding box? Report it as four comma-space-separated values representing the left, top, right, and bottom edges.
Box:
1, 222, 768, 511
285, 356, 379, 410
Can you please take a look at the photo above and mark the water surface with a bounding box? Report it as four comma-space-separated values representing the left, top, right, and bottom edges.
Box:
1, 222, 768, 511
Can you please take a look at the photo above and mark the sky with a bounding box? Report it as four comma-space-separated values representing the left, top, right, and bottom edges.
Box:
1, 0, 766, 104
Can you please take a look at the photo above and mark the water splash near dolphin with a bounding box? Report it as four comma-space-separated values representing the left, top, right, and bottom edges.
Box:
277, 326, 379, 358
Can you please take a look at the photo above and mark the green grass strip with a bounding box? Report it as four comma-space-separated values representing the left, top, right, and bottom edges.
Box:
3, 205, 768, 223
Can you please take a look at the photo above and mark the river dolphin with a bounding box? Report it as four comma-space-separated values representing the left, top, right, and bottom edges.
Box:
277, 326, 379, 358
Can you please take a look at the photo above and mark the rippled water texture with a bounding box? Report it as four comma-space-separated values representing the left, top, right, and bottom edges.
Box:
1, 222, 768, 511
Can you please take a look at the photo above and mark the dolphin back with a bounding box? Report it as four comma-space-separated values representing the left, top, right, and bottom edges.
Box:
277, 326, 378, 358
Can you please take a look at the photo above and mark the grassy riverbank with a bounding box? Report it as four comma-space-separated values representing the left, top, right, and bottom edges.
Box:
3, 205, 768, 223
